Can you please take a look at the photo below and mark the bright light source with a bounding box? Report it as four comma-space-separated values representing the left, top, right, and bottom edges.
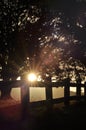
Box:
27, 73, 37, 82
16, 76, 21, 80
37, 75, 42, 81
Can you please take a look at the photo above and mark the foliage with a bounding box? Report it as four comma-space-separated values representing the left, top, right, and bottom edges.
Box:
0, 0, 86, 82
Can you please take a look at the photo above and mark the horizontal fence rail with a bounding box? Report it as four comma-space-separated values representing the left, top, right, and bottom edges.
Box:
0, 80, 85, 88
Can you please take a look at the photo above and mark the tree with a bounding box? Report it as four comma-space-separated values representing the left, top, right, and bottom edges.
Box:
0, 0, 86, 84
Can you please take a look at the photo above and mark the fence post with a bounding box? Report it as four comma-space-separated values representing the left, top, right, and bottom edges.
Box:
21, 82, 30, 119
76, 78, 81, 102
64, 78, 70, 106
45, 76, 52, 110
0, 81, 12, 99
84, 82, 86, 102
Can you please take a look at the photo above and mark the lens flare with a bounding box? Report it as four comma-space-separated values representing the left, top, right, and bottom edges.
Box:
27, 73, 37, 82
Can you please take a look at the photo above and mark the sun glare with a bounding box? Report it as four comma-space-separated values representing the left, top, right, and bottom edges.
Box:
27, 73, 37, 82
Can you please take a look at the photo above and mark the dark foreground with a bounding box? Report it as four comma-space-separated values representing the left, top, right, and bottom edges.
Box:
0, 100, 86, 130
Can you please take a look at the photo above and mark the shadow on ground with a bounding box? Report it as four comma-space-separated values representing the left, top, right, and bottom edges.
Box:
0, 101, 86, 130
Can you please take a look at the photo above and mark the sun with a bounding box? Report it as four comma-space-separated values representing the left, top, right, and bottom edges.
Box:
27, 73, 37, 82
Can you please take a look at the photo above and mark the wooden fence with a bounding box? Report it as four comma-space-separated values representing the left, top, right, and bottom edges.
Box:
0, 80, 86, 107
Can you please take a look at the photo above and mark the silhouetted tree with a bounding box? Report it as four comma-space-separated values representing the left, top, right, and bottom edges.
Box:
0, 0, 86, 83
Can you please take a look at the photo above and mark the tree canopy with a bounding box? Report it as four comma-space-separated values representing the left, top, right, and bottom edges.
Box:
0, 0, 86, 82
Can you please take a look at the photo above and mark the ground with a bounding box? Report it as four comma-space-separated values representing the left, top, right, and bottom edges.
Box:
0, 99, 86, 130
